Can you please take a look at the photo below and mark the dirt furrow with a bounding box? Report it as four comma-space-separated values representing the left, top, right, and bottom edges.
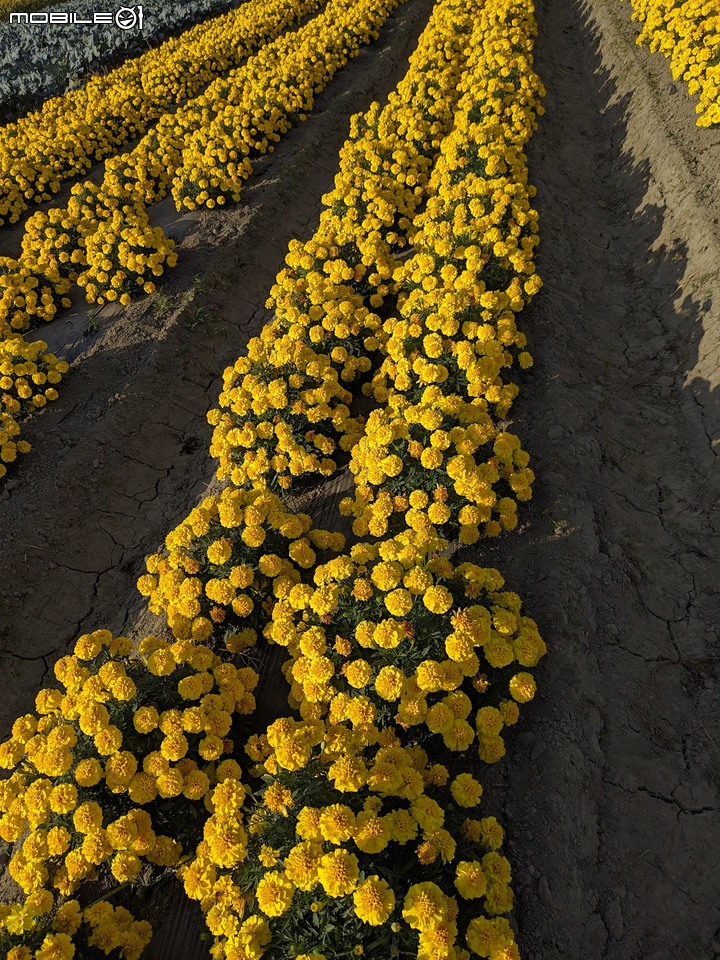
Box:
471, 0, 720, 958
0, 0, 434, 737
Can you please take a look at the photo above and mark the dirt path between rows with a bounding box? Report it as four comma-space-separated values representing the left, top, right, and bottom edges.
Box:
477, 0, 720, 958
0, 0, 434, 738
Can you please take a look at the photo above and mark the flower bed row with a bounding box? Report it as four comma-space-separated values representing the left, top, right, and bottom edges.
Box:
629, 0, 720, 126
160, 0, 546, 957
0, 0, 326, 226
0, 0, 546, 957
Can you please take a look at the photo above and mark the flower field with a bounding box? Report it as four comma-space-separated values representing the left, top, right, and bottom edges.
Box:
1, 0, 719, 957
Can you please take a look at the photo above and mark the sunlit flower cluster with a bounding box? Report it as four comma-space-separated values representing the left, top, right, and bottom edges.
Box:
1, 897, 153, 960
0, 627, 257, 945
182, 719, 519, 960
138, 487, 345, 646
340, 392, 533, 542
0, 255, 71, 336
207, 327, 363, 491
0, 409, 31, 478
0, 630, 257, 958
267, 532, 545, 759
631, 0, 720, 126
208, 0, 481, 491
0, 339, 68, 410
264, 0, 479, 384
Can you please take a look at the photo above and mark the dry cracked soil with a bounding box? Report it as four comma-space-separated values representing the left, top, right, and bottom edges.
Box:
0, 0, 718, 957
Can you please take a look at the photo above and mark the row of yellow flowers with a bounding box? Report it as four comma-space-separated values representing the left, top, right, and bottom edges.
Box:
0, 0, 546, 955
0, 0, 326, 226
164, 0, 544, 956
629, 0, 720, 126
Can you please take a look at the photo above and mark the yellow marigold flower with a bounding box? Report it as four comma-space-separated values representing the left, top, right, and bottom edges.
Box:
402, 881, 449, 932
476, 706, 504, 737
352, 579, 373, 601
384, 588, 413, 617
156, 769, 184, 798
355, 810, 390, 854
183, 768, 211, 801
328, 754, 367, 792
35, 933, 75, 960
455, 860, 487, 899
128, 772, 158, 805
344, 659, 373, 688
263, 782, 293, 815
258, 844, 279, 868
199, 735, 224, 761
284, 840, 323, 891
508, 671, 536, 703
52, 900, 81, 935
81, 828, 112, 865
47, 826, 71, 857
111, 851, 142, 883
410, 796, 444, 832
386, 808, 418, 844
482, 851, 512, 885
415, 660, 444, 693
134, 706, 160, 737
450, 773, 483, 808
370, 560, 404, 591
73, 801, 103, 833
423, 584, 453, 614
353, 875, 395, 926
319, 804, 355, 844
256, 870, 294, 917
105, 750, 138, 790
374, 664, 405, 701
466, 916, 513, 957
426, 702, 455, 734
477, 734, 506, 764
317, 848, 359, 898
160, 733, 188, 763
50, 782, 78, 815
373, 619, 404, 649
443, 719, 476, 752
237, 916, 271, 954
296, 806, 323, 842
